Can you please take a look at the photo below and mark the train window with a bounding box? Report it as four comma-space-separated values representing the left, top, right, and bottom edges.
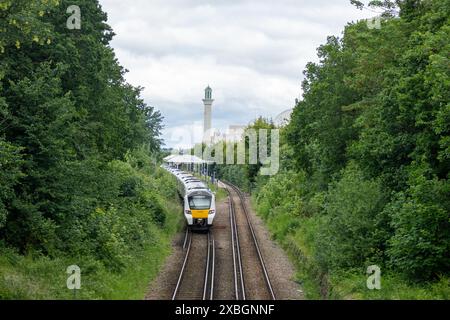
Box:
188, 195, 211, 210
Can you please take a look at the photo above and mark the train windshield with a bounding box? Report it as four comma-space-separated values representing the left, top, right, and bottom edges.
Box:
188, 195, 211, 210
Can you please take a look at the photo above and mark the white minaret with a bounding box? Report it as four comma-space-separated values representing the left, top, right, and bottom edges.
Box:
203, 86, 214, 143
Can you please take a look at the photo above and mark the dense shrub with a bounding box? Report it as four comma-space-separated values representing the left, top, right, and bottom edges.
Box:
316, 164, 389, 271
217, 165, 249, 191
256, 171, 306, 219
0, 139, 23, 229
387, 169, 450, 280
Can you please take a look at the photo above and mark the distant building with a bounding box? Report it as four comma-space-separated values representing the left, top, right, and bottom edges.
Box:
202, 86, 214, 144
274, 109, 293, 127
200, 86, 292, 145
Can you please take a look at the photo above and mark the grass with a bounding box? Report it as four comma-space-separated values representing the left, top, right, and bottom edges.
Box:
0, 201, 183, 300
209, 183, 228, 202
328, 270, 450, 300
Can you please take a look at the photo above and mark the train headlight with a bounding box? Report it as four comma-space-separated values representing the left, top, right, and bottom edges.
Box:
185, 210, 191, 215
209, 210, 215, 215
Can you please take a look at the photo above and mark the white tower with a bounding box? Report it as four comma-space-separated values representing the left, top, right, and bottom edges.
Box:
203, 86, 214, 143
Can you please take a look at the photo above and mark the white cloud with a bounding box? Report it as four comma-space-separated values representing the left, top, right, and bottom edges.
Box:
99, 0, 371, 147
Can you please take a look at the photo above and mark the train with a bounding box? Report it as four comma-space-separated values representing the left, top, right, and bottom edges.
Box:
162, 165, 216, 230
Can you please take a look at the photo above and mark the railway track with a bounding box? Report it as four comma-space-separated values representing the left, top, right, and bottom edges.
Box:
172, 229, 215, 300
225, 181, 276, 300
228, 184, 246, 299
171, 182, 275, 300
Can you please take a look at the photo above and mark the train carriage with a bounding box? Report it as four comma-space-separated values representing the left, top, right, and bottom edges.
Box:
162, 166, 216, 230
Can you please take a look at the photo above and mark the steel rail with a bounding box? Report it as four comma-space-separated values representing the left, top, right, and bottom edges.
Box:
202, 231, 215, 300
173, 229, 215, 300
209, 235, 215, 300
182, 227, 189, 249
227, 187, 246, 300
228, 191, 239, 299
172, 229, 192, 300
225, 181, 276, 300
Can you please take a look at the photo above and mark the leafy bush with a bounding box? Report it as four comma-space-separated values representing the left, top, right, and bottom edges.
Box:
256, 171, 306, 218
387, 169, 450, 281
0, 139, 23, 229
316, 164, 389, 271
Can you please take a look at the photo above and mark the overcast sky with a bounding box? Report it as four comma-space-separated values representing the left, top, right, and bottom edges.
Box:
98, 0, 373, 149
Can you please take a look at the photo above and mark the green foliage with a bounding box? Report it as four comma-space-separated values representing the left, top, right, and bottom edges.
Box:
316, 164, 389, 271
0, 139, 23, 229
328, 269, 450, 299
0, 0, 58, 54
0, 199, 181, 300
215, 117, 277, 191
249, 0, 450, 298
243, 117, 277, 187
217, 164, 249, 190
0, 0, 180, 299
256, 171, 306, 219
387, 166, 450, 280
0, 0, 166, 248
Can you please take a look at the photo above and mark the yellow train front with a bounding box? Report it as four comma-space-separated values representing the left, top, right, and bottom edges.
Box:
183, 188, 216, 230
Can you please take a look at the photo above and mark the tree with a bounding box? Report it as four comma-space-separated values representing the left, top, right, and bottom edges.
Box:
0, 0, 164, 254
